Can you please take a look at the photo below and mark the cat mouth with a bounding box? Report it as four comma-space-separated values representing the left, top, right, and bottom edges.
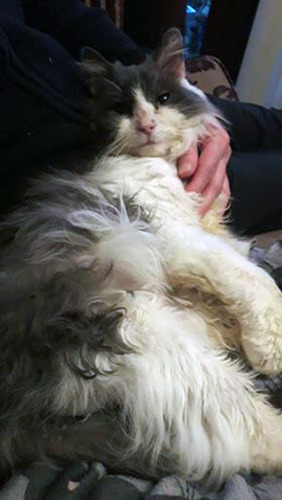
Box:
140, 139, 157, 147
135, 140, 164, 157
133, 138, 161, 155
137, 141, 158, 153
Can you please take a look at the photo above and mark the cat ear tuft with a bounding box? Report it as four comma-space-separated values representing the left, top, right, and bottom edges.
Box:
161, 28, 183, 51
154, 28, 185, 80
80, 47, 111, 79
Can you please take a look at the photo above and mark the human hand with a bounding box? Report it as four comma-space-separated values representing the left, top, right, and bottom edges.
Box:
178, 127, 231, 217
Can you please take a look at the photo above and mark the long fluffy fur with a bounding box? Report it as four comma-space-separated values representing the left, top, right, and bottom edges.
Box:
0, 29, 282, 484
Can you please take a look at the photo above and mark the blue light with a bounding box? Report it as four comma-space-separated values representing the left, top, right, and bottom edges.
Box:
186, 6, 196, 14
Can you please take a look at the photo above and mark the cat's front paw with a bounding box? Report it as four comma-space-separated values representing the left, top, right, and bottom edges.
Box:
243, 339, 282, 375
242, 298, 282, 375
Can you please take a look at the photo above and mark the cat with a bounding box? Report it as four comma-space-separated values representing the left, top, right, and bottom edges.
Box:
0, 28, 282, 484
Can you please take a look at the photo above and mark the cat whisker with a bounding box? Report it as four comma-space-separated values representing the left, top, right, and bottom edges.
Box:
106, 138, 130, 157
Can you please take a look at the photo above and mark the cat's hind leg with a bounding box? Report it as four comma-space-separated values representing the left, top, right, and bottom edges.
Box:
110, 292, 282, 479
159, 224, 282, 375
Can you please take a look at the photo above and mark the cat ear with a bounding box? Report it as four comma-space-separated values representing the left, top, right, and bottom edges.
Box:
80, 47, 111, 79
154, 28, 185, 80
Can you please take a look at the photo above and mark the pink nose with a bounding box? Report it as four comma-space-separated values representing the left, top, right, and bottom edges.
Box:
136, 123, 156, 136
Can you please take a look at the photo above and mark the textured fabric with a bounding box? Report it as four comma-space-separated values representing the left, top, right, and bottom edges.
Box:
227, 150, 282, 235
185, 56, 238, 102
1, 461, 282, 499
210, 97, 282, 152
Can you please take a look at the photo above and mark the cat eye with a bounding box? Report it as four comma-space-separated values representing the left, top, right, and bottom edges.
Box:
157, 92, 170, 105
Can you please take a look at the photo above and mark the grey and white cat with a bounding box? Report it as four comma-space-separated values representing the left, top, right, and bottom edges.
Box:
0, 29, 282, 483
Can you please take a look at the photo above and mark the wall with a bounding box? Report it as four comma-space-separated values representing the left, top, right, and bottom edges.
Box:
236, 0, 282, 107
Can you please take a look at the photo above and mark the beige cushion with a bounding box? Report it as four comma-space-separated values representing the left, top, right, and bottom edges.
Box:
185, 55, 239, 101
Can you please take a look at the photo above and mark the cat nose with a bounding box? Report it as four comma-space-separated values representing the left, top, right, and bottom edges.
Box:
136, 122, 156, 136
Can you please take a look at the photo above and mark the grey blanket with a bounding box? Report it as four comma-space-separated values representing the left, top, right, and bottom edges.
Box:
1, 459, 282, 500
1, 242, 282, 500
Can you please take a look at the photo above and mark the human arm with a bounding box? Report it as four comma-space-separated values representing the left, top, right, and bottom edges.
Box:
208, 96, 282, 152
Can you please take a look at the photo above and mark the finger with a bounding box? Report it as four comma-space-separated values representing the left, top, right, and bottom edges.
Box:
218, 175, 231, 218
186, 128, 230, 194
222, 175, 231, 207
177, 145, 198, 179
198, 158, 227, 216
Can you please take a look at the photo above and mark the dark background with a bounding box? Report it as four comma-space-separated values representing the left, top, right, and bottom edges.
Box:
124, 0, 260, 83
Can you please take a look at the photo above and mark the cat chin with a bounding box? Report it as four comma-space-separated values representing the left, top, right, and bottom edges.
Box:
134, 143, 168, 158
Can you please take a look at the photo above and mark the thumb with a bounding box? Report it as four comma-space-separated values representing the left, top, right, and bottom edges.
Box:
177, 145, 198, 179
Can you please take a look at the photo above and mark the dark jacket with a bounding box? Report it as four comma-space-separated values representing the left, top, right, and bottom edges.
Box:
0, 0, 144, 215
210, 96, 282, 235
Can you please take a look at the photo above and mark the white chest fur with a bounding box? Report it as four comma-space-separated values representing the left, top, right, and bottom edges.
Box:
90, 154, 200, 225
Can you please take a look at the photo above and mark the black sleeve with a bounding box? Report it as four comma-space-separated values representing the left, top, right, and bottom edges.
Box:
208, 96, 282, 152
20, 0, 145, 64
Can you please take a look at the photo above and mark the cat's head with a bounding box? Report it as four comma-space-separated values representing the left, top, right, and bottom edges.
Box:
81, 29, 217, 160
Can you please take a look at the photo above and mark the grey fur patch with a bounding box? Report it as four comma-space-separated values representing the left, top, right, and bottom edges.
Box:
0, 167, 153, 475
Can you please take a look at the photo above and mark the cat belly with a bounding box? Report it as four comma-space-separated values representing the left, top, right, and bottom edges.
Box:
90, 154, 282, 374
